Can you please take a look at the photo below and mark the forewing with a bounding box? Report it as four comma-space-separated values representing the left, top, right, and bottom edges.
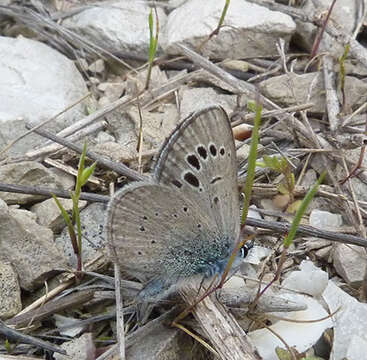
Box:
106, 182, 219, 282
154, 105, 240, 242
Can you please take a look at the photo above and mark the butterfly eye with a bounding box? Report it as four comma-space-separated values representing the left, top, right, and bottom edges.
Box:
219, 147, 225, 156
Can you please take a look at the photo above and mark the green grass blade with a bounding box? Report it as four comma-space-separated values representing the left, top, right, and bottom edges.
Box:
284, 171, 326, 247
241, 102, 262, 224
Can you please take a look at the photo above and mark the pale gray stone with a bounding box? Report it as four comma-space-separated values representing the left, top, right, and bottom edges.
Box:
127, 104, 180, 149
259, 72, 367, 114
48, 168, 75, 191
55, 203, 106, 268
0, 200, 67, 291
54, 333, 95, 360
63, 1, 167, 57
333, 244, 367, 288
0, 261, 21, 319
309, 209, 343, 230
165, 0, 295, 59
282, 260, 329, 297
0, 36, 89, 155
88, 59, 105, 73
0, 161, 67, 205
300, 169, 317, 187
323, 280, 367, 360
30, 198, 87, 233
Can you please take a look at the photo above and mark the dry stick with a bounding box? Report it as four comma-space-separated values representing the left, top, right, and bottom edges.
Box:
322, 55, 340, 132
25, 120, 106, 161
310, 0, 338, 58
0, 183, 108, 203
7, 290, 95, 328
16, 254, 104, 318
32, 128, 147, 182
1, 181, 367, 247
179, 282, 259, 360
341, 156, 366, 238
109, 182, 126, 360
0, 319, 66, 355
231, 102, 314, 127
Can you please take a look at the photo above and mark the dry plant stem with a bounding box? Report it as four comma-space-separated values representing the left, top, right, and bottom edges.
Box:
300, 111, 362, 234
1, 182, 367, 246
16, 254, 104, 317
32, 127, 147, 182
245, 217, 367, 247
323, 55, 340, 131
45, 158, 101, 186
178, 44, 326, 148
109, 182, 126, 360
310, 0, 338, 58
0, 319, 66, 355
0, 183, 109, 203
340, 118, 367, 185
6, 290, 95, 328
114, 262, 126, 360
179, 283, 259, 360
25, 120, 106, 160
231, 102, 314, 127
250, 248, 288, 312
341, 156, 366, 238
246, 0, 367, 68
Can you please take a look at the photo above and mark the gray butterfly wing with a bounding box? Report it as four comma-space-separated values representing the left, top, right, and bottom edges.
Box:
154, 105, 240, 244
106, 182, 230, 284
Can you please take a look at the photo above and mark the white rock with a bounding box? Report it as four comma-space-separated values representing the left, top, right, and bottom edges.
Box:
322, 280, 367, 360
282, 260, 329, 297
63, 1, 167, 57
0, 36, 89, 155
165, 0, 295, 59
309, 209, 343, 230
249, 293, 332, 360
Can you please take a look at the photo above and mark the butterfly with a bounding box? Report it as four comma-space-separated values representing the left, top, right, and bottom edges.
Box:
106, 105, 251, 302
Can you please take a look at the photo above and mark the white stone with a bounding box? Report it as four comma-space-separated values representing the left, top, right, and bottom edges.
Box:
323, 280, 367, 360
63, 1, 167, 57
0, 36, 89, 155
309, 209, 343, 230
165, 0, 295, 59
249, 293, 332, 360
282, 260, 329, 297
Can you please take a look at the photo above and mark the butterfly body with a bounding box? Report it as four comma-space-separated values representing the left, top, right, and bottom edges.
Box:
106, 106, 248, 302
